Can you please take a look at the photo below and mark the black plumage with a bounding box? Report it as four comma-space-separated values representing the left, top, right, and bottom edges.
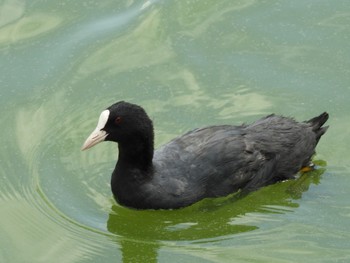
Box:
82, 101, 328, 209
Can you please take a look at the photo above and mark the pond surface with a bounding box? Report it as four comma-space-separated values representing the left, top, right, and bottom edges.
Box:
1, 0, 350, 262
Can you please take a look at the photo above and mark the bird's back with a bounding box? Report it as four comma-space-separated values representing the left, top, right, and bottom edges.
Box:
151, 125, 250, 208
150, 114, 326, 208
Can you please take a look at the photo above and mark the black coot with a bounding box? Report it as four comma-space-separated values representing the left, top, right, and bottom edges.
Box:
82, 101, 328, 209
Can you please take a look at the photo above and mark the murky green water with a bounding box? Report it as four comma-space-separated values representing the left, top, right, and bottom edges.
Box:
1, 0, 350, 262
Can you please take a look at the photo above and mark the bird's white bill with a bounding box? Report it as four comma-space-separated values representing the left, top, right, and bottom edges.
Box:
81, 110, 110, 151
81, 129, 108, 150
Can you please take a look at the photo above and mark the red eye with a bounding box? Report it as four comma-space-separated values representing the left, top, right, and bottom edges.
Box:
115, 116, 122, 125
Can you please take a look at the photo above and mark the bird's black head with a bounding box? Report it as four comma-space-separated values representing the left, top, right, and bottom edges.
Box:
82, 101, 154, 150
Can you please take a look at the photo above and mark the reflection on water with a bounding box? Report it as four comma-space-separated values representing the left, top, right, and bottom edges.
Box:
318, 12, 350, 31
0, 0, 25, 28
0, 11, 62, 45
0, 191, 105, 262
78, 9, 174, 77
174, 0, 255, 37
107, 168, 324, 262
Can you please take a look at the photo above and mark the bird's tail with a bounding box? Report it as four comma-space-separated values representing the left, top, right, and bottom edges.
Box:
306, 112, 329, 143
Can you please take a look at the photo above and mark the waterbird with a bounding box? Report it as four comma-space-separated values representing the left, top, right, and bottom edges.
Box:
82, 101, 328, 209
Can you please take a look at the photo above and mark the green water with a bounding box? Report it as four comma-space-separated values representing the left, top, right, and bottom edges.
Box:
1, 0, 349, 262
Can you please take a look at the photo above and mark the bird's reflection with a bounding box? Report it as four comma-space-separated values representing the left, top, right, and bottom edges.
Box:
107, 165, 325, 263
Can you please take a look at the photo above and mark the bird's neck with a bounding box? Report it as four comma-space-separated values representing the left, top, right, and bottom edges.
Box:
116, 136, 154, 171
111, 137, 154, 206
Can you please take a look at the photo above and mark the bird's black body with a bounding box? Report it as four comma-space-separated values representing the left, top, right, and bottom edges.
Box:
83, 101, 329, 209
